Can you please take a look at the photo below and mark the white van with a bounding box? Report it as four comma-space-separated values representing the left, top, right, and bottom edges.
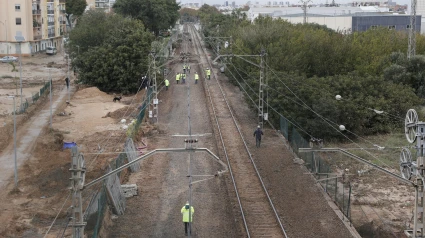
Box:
46, 47, 57, 55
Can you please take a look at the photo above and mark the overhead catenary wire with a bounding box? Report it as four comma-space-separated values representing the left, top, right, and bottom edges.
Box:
225, 54, 395, 168
264, 61, 395, 168
43, 191, 71, 238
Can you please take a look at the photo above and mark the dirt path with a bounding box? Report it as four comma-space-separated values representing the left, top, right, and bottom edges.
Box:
0, 85, 72, 188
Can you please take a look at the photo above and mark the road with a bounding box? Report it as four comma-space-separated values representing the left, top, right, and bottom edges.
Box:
0, 85, 71, 188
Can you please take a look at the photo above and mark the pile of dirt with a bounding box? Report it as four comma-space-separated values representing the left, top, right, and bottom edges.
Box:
74, 87, 109, 99
102, 106, 135, 120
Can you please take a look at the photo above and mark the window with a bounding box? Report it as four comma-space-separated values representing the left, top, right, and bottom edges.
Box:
407, 25, 412, 28
16, 18, 21, 25
370, 25, 378, 29
388, 25, 396, 30
15, 4, 20, 11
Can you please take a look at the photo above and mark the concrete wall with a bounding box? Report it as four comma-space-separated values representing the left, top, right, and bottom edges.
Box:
352, 15, 421, 32
278, 16, 353, 32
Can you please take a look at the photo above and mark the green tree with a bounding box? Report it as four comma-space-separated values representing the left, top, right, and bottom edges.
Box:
113, 0, 180, 36
65, 0, 87, 30
70, 11, 154, 93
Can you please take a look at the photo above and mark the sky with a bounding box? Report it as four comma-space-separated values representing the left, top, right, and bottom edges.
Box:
181, 0, 411, 7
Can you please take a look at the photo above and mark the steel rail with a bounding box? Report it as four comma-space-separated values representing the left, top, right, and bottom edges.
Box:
190, 23, 288, 237
188, 24, 251, 237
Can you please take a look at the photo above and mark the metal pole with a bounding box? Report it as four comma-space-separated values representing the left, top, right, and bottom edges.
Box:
187, 68, 193, 238
13, 96, 17, 188
18, 42, 23, 110
49, 70, 52, 129
67, 54, 70, 102
258, 52, 264, 128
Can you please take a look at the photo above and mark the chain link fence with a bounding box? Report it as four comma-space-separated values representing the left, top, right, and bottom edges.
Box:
280, 115, 352, 220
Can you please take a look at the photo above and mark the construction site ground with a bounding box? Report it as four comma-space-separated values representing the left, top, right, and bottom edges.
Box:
0, 42, 415, 238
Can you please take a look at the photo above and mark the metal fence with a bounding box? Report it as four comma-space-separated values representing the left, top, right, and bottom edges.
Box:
92, 185, 107, 238
14, 80, 51, 115
280, 115, 352, 220
86, 87, 152, 238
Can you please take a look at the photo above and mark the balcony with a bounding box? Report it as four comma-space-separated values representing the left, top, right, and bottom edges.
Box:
60, 9, 66, 13
34, 35, 42, 40
32, 9, 41, 15
47, 0, 54, 2
33, 21, 41, 28
59, 0, 66, 2
48, 21, 55, 26
48, 33, 55, 38
47, 10, 54, 14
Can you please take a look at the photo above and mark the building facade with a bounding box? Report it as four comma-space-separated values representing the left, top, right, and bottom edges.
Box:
0, 0, 66, 57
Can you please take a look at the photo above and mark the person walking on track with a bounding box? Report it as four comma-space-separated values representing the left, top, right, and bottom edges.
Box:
176, 73, 180, 84
183, 64, 187, 74
194, 72, 199, 84
181, 202, 194, 236
253, 125, 264, 148
206, 68, 211, 80
165, 78, 170, 90
187, 64, 191, 74
182, 73, 186, 84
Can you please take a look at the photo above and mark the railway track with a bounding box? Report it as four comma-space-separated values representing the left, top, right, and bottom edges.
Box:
187, 23, 288, 238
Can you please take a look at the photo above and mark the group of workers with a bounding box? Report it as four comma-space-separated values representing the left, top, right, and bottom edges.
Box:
164, 63, 212, 91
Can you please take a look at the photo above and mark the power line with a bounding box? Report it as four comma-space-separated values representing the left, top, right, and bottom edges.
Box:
43, 191, 71, 238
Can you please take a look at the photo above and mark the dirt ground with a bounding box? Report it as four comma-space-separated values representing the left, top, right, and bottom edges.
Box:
0, 32, 417, 238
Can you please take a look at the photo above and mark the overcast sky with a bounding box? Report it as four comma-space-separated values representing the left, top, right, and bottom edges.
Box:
181, 0, 410, 7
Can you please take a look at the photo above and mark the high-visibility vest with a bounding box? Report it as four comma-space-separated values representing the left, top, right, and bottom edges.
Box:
165, 79, 170, 86
206, 69, 211, 76
176, 74, 180, 81
181, 204, 194, 222
194, 74, 199, 80
188, 65, 191, 69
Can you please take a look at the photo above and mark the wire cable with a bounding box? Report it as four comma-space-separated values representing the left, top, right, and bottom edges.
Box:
43, 191, 71, 238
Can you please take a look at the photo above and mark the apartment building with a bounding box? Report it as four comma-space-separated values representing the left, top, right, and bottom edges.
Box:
0, 0, 66, 57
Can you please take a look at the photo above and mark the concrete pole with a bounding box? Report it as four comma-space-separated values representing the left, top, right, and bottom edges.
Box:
67, 53, 70, 102
49, 69, 52, 129
13, 96, 17, 188
19, 42, 22, 109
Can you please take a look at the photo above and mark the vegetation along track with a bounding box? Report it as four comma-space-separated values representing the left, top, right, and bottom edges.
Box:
188, 23, 288, 238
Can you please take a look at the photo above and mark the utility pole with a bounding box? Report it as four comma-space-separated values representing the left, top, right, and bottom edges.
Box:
70, 147, 86, 238
10, 96, 17, 188
149, 53, 158, 123
300, 0, 312, 24
49, 69, 52, 129
67, 53, 70, 102
258, 49, 266, 128
408, 0, 417, 59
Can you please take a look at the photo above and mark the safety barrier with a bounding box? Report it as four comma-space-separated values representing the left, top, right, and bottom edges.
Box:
280, 115, 352, 221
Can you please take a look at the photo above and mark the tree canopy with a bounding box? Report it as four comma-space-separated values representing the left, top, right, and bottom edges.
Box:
65, 0, 87, 29
69, 10, 154, 93
196, 6, 424, 139
113, 0, 180, 36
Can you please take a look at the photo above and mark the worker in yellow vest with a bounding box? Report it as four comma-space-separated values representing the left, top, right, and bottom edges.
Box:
176, 73, 180, 84
183, 64, 187, 74
181, 202, 194, 236
194, 72, 199, 84
165, 78, 170, 90
206, 68, 211, 80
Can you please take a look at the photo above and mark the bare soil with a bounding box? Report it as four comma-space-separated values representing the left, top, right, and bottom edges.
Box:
0, 31, 415, 238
